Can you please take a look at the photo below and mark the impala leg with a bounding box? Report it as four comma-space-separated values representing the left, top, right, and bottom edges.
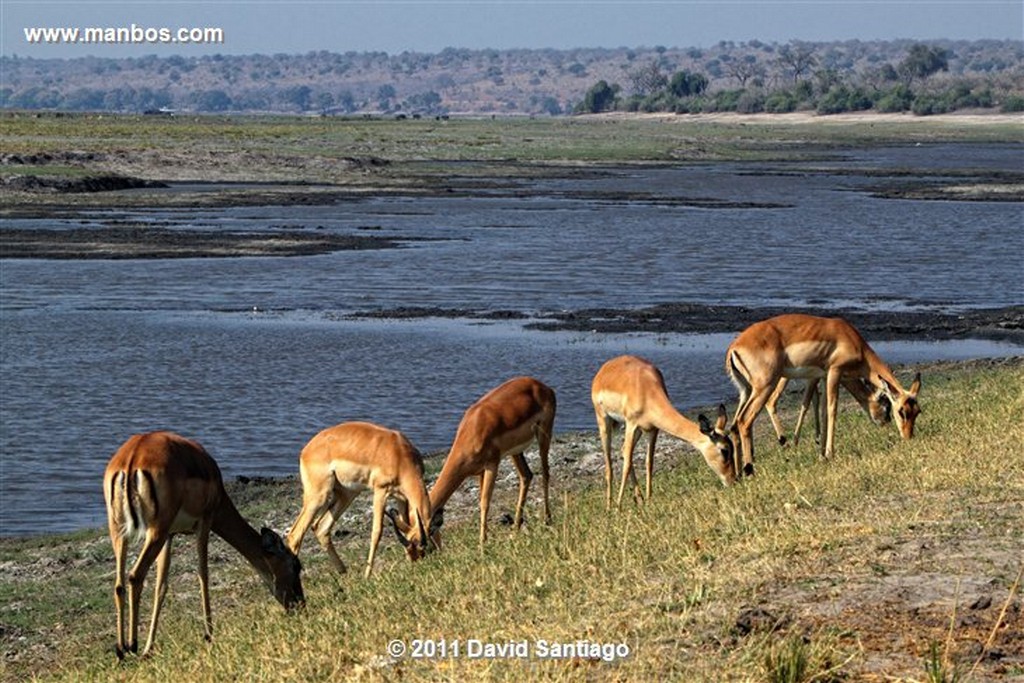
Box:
286, 480, 333, 557
812, 380, 823, 444
478, 464, 498, 548
597, 412, 615, 510
364, 487, 387, 578
644, 429, 659, 501
510, 452, 532, 530
195, 520, 213, 644
126, 531, 167, 656
537, 419, 553, 525
315, 489, 357, 574
823, 369, 842, 459
141, 535, 173, 657
110, 529, 129, 659
734, 384, 772, 477
617, 422, 643, 508
792, 380, 819, 448
765, 378, 789, 446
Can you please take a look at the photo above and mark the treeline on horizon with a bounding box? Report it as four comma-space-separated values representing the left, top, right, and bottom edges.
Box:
577, 43, 1024, 115
1, 38, 1022, 116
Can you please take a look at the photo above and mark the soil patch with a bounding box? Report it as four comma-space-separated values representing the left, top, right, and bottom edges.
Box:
0, 226, 422, 259
350, 303, 1024, 343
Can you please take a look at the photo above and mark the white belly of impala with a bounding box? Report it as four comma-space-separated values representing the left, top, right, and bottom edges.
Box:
168, 509, 202, 534
782, 366, 827, 380
330, 460, 374, 490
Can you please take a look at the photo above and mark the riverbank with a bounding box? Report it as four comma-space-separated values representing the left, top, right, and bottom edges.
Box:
1, 357, 1021, 682
2, 112, 1022, 213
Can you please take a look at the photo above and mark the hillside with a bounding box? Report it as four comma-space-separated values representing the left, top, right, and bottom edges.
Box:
2, 39, 1022, 115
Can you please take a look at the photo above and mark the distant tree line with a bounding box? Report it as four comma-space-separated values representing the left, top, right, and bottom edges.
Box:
0, 83, 450, 116
1, 40, 1020, 115
577, 43, 1024, 115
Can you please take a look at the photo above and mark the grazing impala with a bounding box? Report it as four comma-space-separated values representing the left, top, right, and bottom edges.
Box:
286, 421, 440, 579
591, 355, 736, 509
727, 313, 921, 475
428, 377, 556, 548
103, 431, 304, 659
765, 375, 891, 448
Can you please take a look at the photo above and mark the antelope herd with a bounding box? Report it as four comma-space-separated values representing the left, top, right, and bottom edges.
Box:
103, 313, 921, 658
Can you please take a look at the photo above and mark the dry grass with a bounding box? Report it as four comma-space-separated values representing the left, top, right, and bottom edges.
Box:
1, 358, 1021, 682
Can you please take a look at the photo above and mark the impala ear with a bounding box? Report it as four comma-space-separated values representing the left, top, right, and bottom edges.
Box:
698, 414, 713, 436
385, 508, 412, 548
878, 375, 899, 399
260, 527, 288, 555
716, 403, 728, 431
909, 372, 922, 396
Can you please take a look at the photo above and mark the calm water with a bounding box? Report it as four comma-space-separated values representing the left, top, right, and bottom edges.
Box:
2, 143, 1022, 536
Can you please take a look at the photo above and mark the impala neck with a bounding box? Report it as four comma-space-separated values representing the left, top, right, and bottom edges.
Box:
648, 396, 706, 447
864, 346, 903, 392
210, 493, 272, 582
428, 452, 469, 512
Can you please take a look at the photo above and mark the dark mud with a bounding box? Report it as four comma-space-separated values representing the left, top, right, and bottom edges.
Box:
348, 303, 1024, 343
1, 174, 167, 194
0, 226, 422, 259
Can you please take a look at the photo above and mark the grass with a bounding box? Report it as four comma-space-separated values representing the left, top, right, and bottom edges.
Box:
1, 358, 1021, 681
3, 111, 1022, 179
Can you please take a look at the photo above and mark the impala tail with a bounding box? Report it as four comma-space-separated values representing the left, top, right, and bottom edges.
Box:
106, 467, 155, 541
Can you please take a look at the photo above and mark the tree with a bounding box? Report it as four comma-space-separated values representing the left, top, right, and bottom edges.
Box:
579, 80, 617, 113
899, 44, 949, 86
777, 41, 818, 83
281, 85, 312, 111
191, 89, 232, 112
724, 55, 764, 87
669, 70, 708, 97
628, 61, 668, 97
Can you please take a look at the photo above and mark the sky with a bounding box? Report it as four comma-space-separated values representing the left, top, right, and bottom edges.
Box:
2, 1, 1022, 59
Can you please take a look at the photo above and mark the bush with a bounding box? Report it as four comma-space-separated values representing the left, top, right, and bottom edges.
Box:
705, 89, 745, 112
876, 85, 914, 112
765, 91, 798, 113
817, 85, 874, 114
911, 94, 951, 115
736, 91, 765, 113
1000, 95, 1024, 112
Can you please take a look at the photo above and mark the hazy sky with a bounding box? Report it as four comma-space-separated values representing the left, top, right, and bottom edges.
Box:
3, 1, 1022, 59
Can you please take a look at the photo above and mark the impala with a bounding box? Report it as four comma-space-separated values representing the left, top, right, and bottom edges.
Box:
765, 375, 891, 448
286, 421, 440, 579
428, 376, 556, 548
727, 313, 921, 475
103, 431, 304, 660
591, 355, 736, 509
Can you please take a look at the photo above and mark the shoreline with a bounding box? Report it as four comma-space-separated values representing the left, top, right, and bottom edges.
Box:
2, 354, 1021, 543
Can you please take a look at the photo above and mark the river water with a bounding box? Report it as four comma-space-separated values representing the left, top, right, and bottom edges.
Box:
1, 143, 1022, 535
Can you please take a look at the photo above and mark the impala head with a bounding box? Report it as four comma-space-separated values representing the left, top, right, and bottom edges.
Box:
877, 372, 922, 439
259, 527, 305, 609
386, 506, 444, 561
699, 403, 737, 485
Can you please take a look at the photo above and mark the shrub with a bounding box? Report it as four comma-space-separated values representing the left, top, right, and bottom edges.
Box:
765, 91, 798, 113
1000, 94, 1024, 112
736, 91, 765, 113
876, 85, 914, 112
911, 94, 952, 115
